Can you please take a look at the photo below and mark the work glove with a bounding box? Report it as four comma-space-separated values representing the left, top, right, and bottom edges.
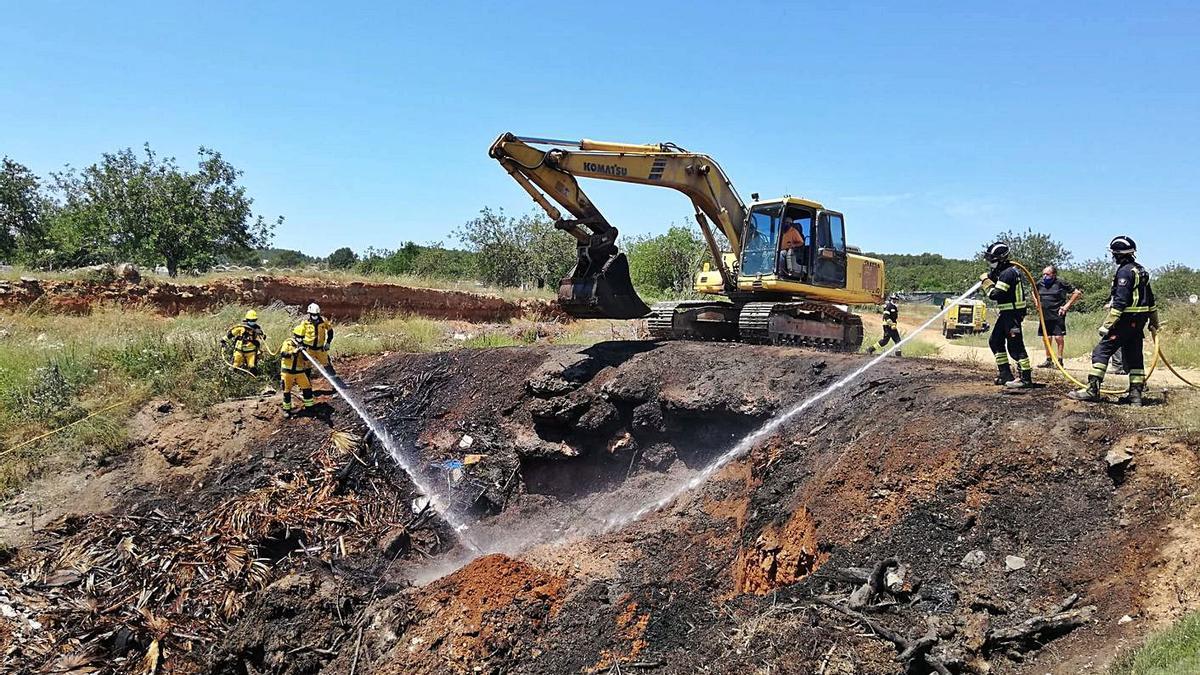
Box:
1098, 308, 1122, 338
978, 272, 994, 289
1148, 310, 1161, 335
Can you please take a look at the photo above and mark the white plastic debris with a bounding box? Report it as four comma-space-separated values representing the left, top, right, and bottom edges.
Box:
458, 434, 474, 449
410, 496, 431, 514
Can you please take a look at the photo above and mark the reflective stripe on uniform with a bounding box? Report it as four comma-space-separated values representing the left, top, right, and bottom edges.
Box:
995, 353, 1010, 366
1017, 357, 1031, 370
994, 281, 1011, 292
1128, 368, 1146, 384
1090, 362, 1108, 378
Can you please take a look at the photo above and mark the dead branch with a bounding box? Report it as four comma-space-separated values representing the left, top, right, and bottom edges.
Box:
848, 557, 899, 610
816, 599, 951, 675
985, 604, 1096, 650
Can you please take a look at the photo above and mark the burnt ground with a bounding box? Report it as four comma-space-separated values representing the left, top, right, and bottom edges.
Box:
2, 341, 1199, 674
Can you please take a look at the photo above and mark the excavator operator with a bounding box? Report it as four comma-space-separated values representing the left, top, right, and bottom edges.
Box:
779, 216, 808, 279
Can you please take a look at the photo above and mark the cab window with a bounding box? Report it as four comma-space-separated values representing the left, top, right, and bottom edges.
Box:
742, 205, 782, 276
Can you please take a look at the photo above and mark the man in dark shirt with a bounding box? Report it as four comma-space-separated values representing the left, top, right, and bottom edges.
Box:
1036, 265, 1082, 368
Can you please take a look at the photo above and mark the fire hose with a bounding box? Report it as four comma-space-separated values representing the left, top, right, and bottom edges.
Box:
1009, 260, 1197, 393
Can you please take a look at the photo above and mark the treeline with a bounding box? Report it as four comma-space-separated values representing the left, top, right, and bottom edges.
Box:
877, 229, 1200, 310
311, 212, 710, 296
1, 147, 280, 276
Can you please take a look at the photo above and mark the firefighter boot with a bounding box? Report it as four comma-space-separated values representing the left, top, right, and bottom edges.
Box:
1005, 368, 1033, 389
1119, 383, 1144, 407
994, 364, 1014, 386
866, 345, 876, 355
1067, 376, 1103, 402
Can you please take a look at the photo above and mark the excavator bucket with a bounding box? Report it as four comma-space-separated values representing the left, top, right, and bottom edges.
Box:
558, 250, 651, 319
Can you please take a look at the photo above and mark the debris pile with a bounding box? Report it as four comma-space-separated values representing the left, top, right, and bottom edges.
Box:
0, 430, 435, 672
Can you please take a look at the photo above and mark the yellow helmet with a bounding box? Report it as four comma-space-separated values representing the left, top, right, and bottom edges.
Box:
245, 310, 258, 321
292, 325, 306, 337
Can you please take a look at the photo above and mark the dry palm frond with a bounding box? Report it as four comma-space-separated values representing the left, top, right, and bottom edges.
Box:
7, 425, 419, 674
138, 639, 160, 675
330, 429, 362, 452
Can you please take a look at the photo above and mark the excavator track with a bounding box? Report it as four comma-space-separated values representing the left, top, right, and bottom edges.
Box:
647, 300, 740, 341
737, 301, 864, 351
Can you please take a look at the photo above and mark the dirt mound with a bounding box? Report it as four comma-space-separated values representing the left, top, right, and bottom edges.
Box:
0, 275, 565, 321
2, 342, 1198, 674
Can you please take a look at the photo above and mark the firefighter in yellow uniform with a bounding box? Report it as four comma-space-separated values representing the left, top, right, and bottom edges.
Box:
223, 310, 266, 373
299, 303, 336, 379
279, 325, 314, 416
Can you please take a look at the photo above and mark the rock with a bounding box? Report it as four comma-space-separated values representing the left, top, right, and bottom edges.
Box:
526, 374, 580, 398
1118, 614, 1134, 625
575, 400, 619, 433
458, 434, 474, 449
529, 396, 590, 426
961, 550, 987, 568
1004, 555, 1027, 572
1105, 447, 1134, 468
115, 262, 141, 283
631, 400, 666, 433
640, 443, 677, 471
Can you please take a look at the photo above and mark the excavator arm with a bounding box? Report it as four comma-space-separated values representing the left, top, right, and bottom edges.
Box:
489, 132, 749, 319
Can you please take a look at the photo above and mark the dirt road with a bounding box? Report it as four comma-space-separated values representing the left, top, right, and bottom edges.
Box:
863, 308, 1200, 390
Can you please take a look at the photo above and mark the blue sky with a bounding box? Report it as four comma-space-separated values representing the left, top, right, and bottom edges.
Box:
3, 1, 1198, 266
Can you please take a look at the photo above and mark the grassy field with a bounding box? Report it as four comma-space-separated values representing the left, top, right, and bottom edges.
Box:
1, 265, 556, 302
1111, 612, 1200, 674
0, 304, 602, 495
951, 304, 1200, 368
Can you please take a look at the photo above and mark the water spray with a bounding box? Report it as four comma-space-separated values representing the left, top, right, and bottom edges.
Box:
300, 352, 481, 552
599, 280, 985, 532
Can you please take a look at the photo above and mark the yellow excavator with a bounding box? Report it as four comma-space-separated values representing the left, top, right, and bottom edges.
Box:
489, 133, 885, 350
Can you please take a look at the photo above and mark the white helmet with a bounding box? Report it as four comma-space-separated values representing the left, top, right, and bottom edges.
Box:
307, 303, 321, 315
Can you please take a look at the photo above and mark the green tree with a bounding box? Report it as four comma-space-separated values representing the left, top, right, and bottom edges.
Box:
626, 224, 708, 294
327, 246, 358, 270
984, 228, 1073, 273
49, 145, 279, 276
268, 249, 310, 268
1060, 257, 1112, 311
453, 207, 574, 288
0, 157, 51, 261
1153, 263, 1200, 302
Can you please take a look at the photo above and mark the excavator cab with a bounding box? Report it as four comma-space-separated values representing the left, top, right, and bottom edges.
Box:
743, 200, 847, 288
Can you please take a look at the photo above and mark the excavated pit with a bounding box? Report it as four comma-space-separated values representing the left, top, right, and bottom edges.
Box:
3, 341, 1198, 674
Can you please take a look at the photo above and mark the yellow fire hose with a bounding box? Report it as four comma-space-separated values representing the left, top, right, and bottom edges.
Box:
0, 398, 134, 458
1010, 260, 1196, 394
